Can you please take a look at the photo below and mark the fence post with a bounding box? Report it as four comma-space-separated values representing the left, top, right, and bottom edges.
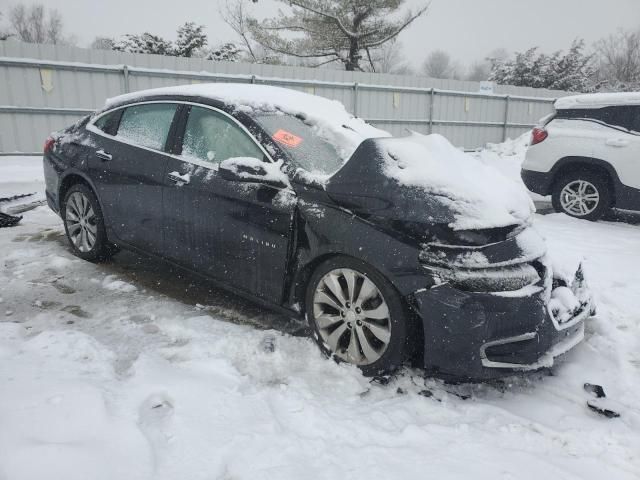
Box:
353, 82, 359, 117
428, 88, 435, 134
503, 95, 511, 142
122, 65, 130, 93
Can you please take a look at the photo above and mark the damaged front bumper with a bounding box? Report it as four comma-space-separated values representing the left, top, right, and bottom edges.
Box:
412, 229, 594, 381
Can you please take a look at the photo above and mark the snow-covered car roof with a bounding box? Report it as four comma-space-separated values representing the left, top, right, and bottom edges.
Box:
554, 92, 640, 110
106, 83, 389, 160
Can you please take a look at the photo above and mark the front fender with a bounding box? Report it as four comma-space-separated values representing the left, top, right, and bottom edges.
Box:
286, 201, 432, 307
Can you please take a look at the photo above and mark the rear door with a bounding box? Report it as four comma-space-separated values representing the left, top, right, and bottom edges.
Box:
162, 104, 296, 302
589, 106, 640, 189
86, 102, 179, 254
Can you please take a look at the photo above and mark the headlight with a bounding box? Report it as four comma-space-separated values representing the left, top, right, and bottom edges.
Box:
424, 263, 542, 293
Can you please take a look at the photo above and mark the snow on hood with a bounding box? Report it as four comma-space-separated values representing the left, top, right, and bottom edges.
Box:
105, 83, 389, 160
381, 133, 535, 230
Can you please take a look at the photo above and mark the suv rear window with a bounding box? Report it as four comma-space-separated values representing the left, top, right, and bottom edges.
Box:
555, 106, 632, 131
630, 106, 640, 133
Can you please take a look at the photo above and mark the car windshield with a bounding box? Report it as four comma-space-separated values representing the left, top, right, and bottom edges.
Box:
253, 112, 344, 176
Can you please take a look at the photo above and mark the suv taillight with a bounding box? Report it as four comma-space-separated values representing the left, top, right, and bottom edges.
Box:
44, 137, 55, 153
530, 127, 548, 146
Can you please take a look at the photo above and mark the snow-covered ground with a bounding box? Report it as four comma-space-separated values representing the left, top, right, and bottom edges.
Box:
1, 154, 639, 480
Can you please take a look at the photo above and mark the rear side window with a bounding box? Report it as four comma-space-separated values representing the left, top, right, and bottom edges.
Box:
181, 106, 263, 163
116, 103, 177, 151
630, 106, 640, 133
93, 110, 122, 136
556, 106, 631, 130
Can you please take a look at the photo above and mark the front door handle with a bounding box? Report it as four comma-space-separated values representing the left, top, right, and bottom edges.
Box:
167, 171, 190, 185
96, 149, 113, 161
605, 138, 629, 148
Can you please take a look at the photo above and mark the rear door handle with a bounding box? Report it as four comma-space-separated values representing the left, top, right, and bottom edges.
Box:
96, 149, 113, 161
167, 171, 190, 185
605, 138, 629, 147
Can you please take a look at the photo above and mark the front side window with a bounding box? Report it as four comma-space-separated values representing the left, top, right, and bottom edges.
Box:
116, 103, 177, 150
181, 106, 263, 163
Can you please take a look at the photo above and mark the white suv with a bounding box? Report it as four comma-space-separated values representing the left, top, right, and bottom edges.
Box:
522, 92, 640, 220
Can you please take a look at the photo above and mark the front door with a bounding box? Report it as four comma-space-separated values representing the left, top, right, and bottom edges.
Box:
87, 102, 179, 254
162, 104, 296, 302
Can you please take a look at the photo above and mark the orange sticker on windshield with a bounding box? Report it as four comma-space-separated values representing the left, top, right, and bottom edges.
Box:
272, 129, 303, 147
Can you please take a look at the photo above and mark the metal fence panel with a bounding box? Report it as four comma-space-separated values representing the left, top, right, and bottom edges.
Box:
0, 41, 567, 154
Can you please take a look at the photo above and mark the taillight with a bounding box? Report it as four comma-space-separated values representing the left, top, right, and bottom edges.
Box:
44, 137, 56, 153
530, 127, 548, 146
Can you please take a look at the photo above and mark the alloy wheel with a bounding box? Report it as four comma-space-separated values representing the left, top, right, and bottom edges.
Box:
312, 268, 392, 365
65, 191, 98, 253
560, 180, 600, 217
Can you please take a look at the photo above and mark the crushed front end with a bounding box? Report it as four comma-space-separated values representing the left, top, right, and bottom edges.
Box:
411, 225, 594, 381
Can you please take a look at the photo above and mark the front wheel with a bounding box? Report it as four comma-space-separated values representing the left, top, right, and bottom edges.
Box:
305, 257, 411, 376
551, 171, 612, 221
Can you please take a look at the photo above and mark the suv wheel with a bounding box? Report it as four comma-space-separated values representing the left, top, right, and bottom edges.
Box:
62, 184, 116, 261
552, 170, 612, 221
305, 257, 411, 376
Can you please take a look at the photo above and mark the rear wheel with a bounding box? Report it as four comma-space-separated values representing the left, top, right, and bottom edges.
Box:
552, 170, 612, 221
305, 257, 411, 376
62, 184, 116, 261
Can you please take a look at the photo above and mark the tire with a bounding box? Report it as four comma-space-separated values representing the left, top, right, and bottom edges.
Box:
305, 256, 411, 376
62, 183, 116, 261
551, 169, 612, 221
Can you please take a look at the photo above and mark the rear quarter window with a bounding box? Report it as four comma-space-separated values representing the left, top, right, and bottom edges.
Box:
93, 110, 122, 136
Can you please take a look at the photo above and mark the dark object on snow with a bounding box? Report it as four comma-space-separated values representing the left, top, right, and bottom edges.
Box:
0, 192, 35, 203
584, 383, 621, 418
418, 389, 433, 398
0, 212, 22, 228
371, 375, 393, 386
43, 86, 595, 381
260, 335, 276, 353
584, 383, 606, 398
587, 401, 620, 419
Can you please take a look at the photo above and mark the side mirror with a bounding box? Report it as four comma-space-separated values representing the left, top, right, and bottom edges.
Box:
218, 157, 288, 189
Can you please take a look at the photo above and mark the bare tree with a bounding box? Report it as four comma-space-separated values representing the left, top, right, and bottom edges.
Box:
221, 0, 259, 62
466, 49, 508, 81
366, 38, 412, 74
0, 11, 12, 40
422, 50, 460, 79
8, 4, 69, 44
466, 61, 490, 81
595, 29, 640, 90
91, 37, 116, 50
249, 0, 429, 71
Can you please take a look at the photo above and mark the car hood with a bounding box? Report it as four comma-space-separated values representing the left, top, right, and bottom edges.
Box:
324, 134, 535, 233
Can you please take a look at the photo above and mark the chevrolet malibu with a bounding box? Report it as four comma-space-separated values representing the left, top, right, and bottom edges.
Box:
43, 84, 594, 380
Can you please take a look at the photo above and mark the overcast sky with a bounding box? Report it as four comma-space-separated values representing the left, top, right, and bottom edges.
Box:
1, 0, 638, 68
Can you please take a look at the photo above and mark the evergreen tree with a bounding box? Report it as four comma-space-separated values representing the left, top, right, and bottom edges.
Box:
207, 42, 242, 62
174, 22, 207, 57
113, 33, 174, 55
490, 40, 595, 92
